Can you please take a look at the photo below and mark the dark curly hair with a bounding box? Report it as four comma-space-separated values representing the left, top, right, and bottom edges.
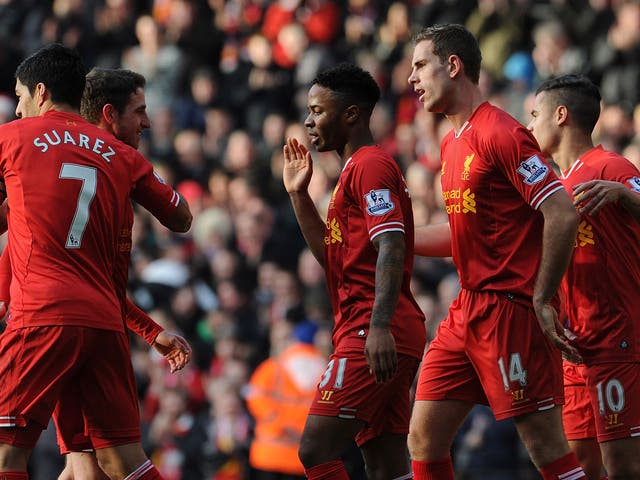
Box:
312, 63, 381, 116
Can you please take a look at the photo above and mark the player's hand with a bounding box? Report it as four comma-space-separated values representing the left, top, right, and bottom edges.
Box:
283, 138, 313, 195
573, 180, 626, 216
534, 302, 582, 364
364, 326, 398, 383
152, 331, 192, 373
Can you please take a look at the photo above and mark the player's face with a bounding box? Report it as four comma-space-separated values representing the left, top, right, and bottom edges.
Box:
408, 39, 452, 114
304, 84, 348, 153
527, 91, 559, 156
110, 87, 150, 149
14, 79, 40, 119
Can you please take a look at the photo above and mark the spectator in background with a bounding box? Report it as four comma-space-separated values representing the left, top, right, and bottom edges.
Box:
591, 1, 640, 113
91, 0, 138, 68
174, 67, 220, 132
246, 307, 326, 480
532, 19, 587, 82
172, 128, 209, 183
202, 378, 251, 480
465, 0, 525, 81
143, 385, 209, 480
122, 14, 185, 117
0, 95, 15, 124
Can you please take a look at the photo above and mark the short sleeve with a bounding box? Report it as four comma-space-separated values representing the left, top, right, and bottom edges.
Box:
488, 122, 564, 210
350, 153, 406, 241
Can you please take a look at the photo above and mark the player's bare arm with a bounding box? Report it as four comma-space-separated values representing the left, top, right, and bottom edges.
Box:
283, 137, 326, 266
535, 189, 582, 363
414, 222, 452, 257
366, 231, 403, 383
573, 179, 640, 220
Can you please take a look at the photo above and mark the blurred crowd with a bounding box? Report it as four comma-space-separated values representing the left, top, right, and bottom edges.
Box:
1, 0, 640, 478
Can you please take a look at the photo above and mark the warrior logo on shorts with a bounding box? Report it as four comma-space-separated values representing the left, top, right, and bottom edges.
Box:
365, 189, 394, 216
628, 176, 640, 193
517, 155, 548, 185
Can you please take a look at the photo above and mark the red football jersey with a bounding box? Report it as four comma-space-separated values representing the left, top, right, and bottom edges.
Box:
0, 111, 179, 331
560, 146, 640, 364
440, 102, 565, 299
323, 145, 426, 359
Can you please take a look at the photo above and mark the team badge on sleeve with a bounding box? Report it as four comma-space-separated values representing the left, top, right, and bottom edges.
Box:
365, 189, 394, 216
517, 155, 549, 185
628, 177, 640, 193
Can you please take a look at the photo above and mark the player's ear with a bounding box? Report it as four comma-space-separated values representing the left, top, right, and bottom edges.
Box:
556, 105, 568, 126
448, 54, 462, 79
35, 83, 48, 108
345, 104, 359, 125
102, 103, 117, 125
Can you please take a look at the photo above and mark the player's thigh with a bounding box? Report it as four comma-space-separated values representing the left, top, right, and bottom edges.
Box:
299, 414, 364, 466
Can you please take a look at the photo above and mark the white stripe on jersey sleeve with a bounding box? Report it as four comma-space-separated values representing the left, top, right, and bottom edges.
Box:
531, 181, 564, 210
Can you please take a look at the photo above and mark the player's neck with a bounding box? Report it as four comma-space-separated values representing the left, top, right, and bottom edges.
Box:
340, 128, 375, 163
40, 101, 78, 116
554, 133, 594, 172
445, 86, 483, 135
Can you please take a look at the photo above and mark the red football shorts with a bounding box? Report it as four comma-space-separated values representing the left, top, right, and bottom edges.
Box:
0, 325, 141, 449
53, 386, 95, 454
562, 361, 597, 440
308, 350, 420, 446
415, 289, 564, 420
582, 362, 640, 443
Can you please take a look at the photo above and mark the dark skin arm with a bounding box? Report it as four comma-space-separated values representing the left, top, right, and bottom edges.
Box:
365, 230, 405, 383
282, 138, 326, 266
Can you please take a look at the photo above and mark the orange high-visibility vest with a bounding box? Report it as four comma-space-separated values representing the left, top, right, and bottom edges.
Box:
246, 342, 326, 475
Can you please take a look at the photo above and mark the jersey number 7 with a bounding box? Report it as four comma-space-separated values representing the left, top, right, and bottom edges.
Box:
59, 163, 97, 249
